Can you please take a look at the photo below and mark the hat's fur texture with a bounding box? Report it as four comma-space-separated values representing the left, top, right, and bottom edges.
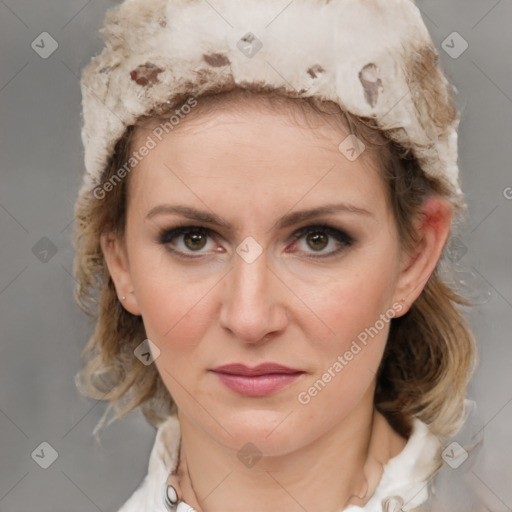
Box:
79, 0, 461, 200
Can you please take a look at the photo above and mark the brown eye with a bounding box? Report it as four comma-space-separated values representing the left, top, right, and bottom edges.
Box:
286, 224, 355, 259
306, 231, 329, 251
183, 231, 207, 251
159, 226, 213, 255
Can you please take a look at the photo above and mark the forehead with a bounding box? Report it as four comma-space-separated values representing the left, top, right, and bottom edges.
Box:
127, 93, 389, 215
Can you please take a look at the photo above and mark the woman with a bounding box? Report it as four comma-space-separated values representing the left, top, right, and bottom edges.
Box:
73, 0, 489, 510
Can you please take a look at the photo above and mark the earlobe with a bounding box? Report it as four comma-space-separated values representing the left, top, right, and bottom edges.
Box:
392, 195, 453, 316
100, 232, 141, 316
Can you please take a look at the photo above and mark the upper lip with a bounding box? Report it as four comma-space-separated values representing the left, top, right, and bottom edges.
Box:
211, 363, 303, 376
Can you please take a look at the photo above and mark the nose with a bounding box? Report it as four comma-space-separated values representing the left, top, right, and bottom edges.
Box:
219, 249, 288, 344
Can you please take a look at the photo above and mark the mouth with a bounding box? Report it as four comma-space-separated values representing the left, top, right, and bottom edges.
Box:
210, 363, 305, 397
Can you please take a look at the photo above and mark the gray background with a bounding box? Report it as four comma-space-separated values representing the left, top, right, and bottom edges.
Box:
0, 0, 511, 510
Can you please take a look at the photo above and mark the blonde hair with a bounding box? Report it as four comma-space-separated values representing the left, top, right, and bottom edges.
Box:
73, 85, 477, 442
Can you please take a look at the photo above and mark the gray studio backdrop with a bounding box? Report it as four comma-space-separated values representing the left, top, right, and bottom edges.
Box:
1, 1, 511, 511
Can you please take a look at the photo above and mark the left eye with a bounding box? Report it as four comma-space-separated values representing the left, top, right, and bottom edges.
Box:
286, 225, 354, 258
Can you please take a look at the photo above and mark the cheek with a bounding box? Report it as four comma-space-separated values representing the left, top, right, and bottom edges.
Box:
294, 278, 394, 422
300, 257, 398, 351
135, 274, 217, 393
129, 249, 216, 354
291, 253, 399, 403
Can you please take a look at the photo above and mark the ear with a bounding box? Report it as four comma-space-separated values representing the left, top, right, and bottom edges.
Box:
392, 195, 453, 316
100, 232, 141, 316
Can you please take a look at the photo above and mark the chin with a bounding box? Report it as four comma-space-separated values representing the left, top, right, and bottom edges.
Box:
207, 408, 311, 455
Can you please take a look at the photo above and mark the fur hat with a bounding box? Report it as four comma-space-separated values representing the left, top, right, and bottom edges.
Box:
79, 0, 462, 200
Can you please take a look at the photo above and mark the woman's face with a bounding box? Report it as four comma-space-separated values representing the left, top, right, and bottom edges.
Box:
104, 97, 438, 454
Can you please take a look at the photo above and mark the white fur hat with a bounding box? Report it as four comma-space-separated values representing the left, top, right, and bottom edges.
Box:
79, 0, 462, 199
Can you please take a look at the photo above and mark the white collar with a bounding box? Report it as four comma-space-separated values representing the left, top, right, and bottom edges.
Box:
118, 415, 442, 512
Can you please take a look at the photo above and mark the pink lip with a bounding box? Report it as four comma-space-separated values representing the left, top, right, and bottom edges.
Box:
210, 363, 305, 397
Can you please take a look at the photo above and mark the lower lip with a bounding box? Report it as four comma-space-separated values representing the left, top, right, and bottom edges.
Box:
212, 371, 303, 397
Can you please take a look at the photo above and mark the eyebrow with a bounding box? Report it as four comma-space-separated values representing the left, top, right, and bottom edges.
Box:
145, 203, 374, 230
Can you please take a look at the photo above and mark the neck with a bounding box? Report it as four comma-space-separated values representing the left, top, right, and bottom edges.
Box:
175, 388, 407, 512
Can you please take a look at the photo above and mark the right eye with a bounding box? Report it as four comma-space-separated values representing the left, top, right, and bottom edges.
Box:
159, 225, 219, 257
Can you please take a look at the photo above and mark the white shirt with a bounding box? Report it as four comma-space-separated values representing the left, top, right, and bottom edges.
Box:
117, 401, 490, 512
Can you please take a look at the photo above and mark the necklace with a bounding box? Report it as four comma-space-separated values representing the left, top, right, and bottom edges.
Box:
162, 476, 406, 512
161, 439, 407, 512
162, 439, 202, 512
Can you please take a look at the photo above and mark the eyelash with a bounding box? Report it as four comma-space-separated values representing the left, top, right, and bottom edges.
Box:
158, 224, 355, 260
